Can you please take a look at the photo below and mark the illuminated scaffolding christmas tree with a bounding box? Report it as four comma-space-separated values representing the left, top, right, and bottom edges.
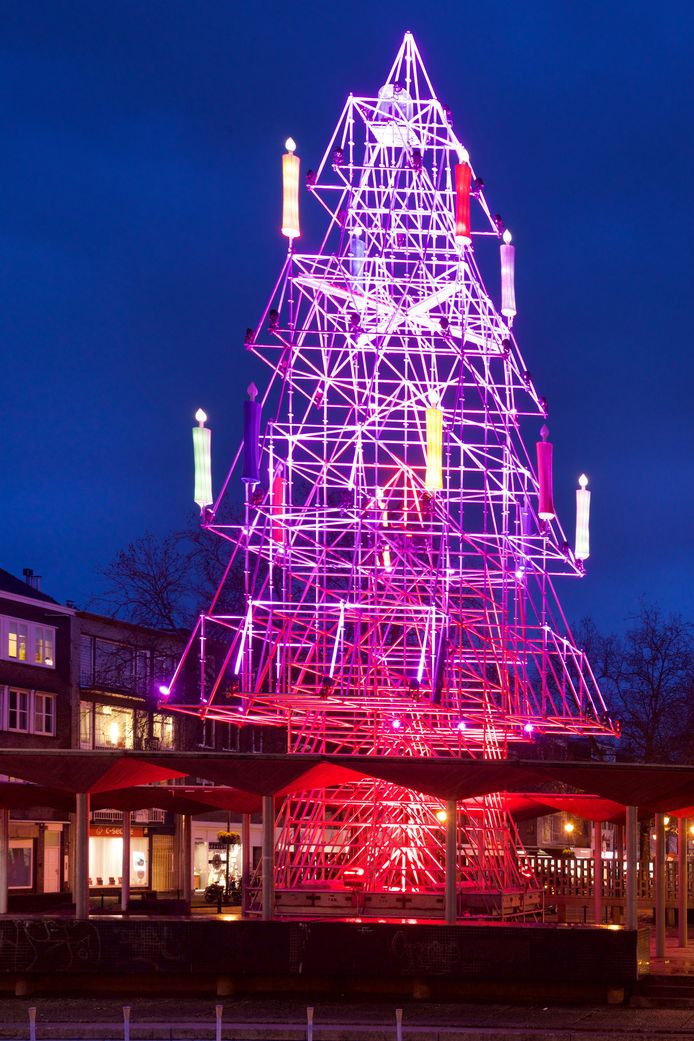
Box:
166, 33, 615, 913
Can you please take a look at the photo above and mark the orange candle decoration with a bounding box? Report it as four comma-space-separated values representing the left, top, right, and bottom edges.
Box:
425, 391, 444, 491
282, 138, 300, 239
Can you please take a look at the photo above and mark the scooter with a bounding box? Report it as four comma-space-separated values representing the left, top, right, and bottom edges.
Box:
204, 881, 224, 904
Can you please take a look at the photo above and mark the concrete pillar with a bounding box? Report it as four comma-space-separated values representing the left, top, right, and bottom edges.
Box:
241, 813, 251, 916
182, 814, 193, 904
75, 792, 90, 920
678, 817, 688, 948
655, 812, 666, 958
593, 821, 603, 926
121, 812, 131, 912
262, 796, 274, 921
445, 799, 457, 924
625, 805, 638, 931
0, 808, 9, 914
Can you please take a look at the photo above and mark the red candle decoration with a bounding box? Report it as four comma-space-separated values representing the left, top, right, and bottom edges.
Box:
455, 162, 472, 245
536, 425, 555, 521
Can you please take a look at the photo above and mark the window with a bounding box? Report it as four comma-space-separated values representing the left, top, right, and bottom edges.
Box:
198, 718, 215, 748
222, 723, 239, 751
152, 713, 174, 750
34, 627, 54, 667
93, 704, 134, 749
80, 636, 94, 686
1, 615, 56, 669
134, 651, 150, 696
2, 688, 56, 736
8, 840, 33, 889
79, 701, 93, 749
34, 693, 56, 736
91, 639, 150, 695
7, 622, 28, 661
7, 689, 29, 732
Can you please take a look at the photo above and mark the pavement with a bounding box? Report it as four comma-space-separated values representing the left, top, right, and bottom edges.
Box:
5, 998, 694, 1041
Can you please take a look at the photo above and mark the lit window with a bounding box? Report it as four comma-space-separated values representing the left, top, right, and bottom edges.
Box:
34, 627, 55, 667
80, 701, 93, 748
8, 689, 29, 732
33, 693, 56, 736
94, 704, 134, 749
152, 713, 174, 750
7, 622, 28, 662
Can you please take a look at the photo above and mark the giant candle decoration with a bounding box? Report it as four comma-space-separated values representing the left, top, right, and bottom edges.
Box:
282, 138, 300, 239
575, 473, 591, 559
192, 408, 212, 509
536, 425, 555, 521
242, 384, 261, 485
454, 159, 472, 245
500, 229, 516, 318
425, 390, 444, 491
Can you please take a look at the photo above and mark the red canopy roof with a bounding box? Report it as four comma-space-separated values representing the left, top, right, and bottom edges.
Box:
0, 750, 692, 817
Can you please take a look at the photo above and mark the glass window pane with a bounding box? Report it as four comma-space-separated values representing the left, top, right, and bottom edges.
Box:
94, 705, 134, 749
80, 636, 93, 686
8, 623, 28, 661
79, 702, 93, 749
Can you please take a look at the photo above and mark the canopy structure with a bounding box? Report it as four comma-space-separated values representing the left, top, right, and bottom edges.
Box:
0, 749, 693, 813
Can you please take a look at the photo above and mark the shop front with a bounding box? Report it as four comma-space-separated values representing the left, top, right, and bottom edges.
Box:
88, 824, 150, 888
192, 819, 262, 893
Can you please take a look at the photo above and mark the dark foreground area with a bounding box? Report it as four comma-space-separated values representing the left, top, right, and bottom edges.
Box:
2, 998, 694, 1040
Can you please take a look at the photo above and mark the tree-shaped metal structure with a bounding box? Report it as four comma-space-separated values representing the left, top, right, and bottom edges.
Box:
166, 33, 615, 913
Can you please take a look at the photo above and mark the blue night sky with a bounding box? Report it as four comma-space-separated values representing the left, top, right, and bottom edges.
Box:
2, 1, 694, 631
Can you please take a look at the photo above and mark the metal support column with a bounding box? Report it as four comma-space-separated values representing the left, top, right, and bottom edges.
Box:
75, 792, 90, 920
655, 812, 666, 958
0, 808, 9, 914
262, 796, 274, 921
679, 817, 688, 947
241, 813, 251, 916
445, 799, 457, 924
182, 814, 193, 904
593, 820, 603, 926
121, 811, 131, 912
626, 805, 638, 931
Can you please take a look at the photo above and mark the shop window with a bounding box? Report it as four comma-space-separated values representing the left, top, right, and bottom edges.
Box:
7, 689, 29, 732
33, 692, 56, 735
8, 840, 33, 888
89, 833, 149, 888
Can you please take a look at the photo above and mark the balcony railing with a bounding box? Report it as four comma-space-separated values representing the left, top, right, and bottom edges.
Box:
91, 808, 167, 825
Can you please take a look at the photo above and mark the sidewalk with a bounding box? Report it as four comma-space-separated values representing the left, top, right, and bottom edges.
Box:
4, 999, 694, 1041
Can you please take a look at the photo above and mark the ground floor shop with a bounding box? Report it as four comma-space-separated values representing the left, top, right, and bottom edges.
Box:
7, 821, 64, 893
192, 819, 263, 893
